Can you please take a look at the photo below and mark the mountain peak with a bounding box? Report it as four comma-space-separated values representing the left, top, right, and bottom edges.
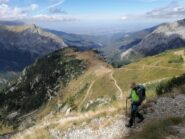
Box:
177, 18, 185, 26
28, 24, 37, 29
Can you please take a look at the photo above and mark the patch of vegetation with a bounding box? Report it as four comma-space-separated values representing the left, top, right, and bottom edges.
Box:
144, 82, 159, 102
156, 74, 185, 95
114, 49, 185, 92
91, 75, 117, 100
168, 55, 184, 63
64, 83, 89, 111
0, 122, 13, 135
0, 48, 87, 116
128, 117, 183, 139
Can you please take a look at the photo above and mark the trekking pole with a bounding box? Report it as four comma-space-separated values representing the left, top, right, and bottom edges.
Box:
126, 97, 128, 118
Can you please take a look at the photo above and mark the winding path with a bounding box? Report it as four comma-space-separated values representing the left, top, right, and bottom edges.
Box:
120, 65, 185, 71
110, 72, 123, 99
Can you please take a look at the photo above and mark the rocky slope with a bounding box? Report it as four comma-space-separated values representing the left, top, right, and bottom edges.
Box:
0, 24, 67, 89
46, 29, 104, 51
121, 19, 185, 64
0, 24, 67, 72
54, 94, 185, 139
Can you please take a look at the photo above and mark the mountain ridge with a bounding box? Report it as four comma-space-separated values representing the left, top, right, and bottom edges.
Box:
120, 18, 185, 64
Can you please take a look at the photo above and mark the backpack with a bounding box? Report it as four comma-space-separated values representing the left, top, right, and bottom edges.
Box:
136, 84, 146, 102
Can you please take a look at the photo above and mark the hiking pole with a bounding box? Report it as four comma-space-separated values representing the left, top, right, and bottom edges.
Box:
126, 97, 128, 118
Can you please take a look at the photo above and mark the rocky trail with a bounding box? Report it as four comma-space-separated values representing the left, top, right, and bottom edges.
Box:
52, 94, 185, 139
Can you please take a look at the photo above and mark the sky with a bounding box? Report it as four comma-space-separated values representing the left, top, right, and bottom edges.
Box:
1, 0, 185, 34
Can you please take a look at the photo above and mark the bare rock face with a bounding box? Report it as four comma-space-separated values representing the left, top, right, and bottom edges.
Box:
135, 19, 185, 56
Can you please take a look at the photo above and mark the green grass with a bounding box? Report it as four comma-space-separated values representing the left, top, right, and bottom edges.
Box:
90, 75, 118, 100
114, 49, 185, 92
156, 74, 185, 96
168, 55, 184, 64
127, 117, 183, 139
145, 83, 158, 102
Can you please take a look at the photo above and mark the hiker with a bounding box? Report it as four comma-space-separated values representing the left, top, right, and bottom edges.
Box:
126, 82, 145, 128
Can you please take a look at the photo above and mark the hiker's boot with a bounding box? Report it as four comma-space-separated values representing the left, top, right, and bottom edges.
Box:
125, 120, 133, 128
137, 117, 144, 123
125, 123, 133, 128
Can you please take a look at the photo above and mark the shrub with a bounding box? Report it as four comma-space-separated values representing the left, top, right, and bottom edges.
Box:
156, 74, 185, 95
0, 49, 87, 114
168, 55, 184, 63
127, 117, 183, 139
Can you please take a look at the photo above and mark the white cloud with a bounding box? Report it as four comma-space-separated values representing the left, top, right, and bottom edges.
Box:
0, 4, 27, 20
32, 14, 78, 22
30, 4, 39, 11
120, 16, 128, 20
145, 1, 185, 18
0, 0, 9, 4
0, 1, 77, 22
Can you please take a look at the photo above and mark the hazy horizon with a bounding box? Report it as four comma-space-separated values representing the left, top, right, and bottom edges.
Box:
1, 0, 185, 34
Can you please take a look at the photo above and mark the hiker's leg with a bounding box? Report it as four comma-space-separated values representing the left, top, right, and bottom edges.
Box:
136, 111, 144, 119
136, 110, 144, 123
129, 104, 137, 126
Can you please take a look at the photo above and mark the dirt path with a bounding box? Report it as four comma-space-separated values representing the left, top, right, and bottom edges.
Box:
143, 77, 172, 86
110, 72, 123, 99
78, 80, 96, 108
146, 65, 185, 71
120, 65, 185, 71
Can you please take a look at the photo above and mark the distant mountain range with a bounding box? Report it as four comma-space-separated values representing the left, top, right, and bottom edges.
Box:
0, 24, 67, 72
0, 20, 25, 26
120, 19, 185, 64
1, 18, 185, 80
46, 29, 104, 51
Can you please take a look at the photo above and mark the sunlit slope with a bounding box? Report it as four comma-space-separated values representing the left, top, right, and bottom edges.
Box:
114, 49, 185, 92
58, 49, 185, 114
7, 49, 185, 139
53, 50, 116, 112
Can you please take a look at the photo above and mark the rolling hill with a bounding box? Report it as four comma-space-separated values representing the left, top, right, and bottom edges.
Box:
0, 48, 185, 138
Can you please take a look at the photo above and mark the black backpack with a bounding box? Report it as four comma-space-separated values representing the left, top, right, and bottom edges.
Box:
136, 85, 146, 102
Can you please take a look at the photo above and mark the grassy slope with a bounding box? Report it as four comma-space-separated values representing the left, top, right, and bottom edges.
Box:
26, 48, 185, 116
2, 48, 185, 138
114, 49, 185, 97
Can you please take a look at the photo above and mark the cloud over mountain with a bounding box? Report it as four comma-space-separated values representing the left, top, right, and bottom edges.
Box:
146, 1, 185, 18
